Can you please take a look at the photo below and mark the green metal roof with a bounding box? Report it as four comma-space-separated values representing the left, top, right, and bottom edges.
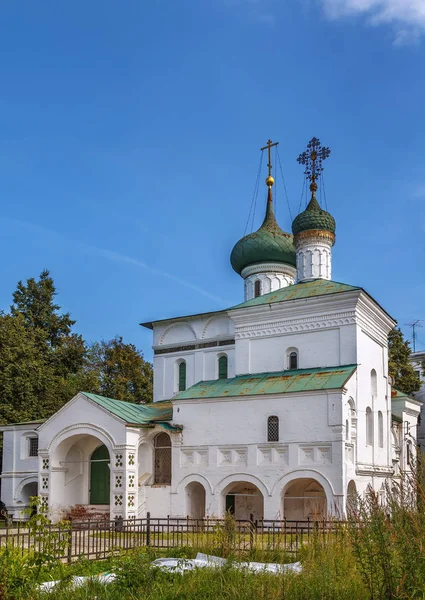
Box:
82, 393, 174, 426
292, 195, 336, 236
173, 365, 357, 400
230, 192, 296, 275
231, 279, 360, 310
391, 389, 422, 403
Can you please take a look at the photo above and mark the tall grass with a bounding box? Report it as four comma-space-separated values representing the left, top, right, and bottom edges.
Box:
2, 466, 425, 599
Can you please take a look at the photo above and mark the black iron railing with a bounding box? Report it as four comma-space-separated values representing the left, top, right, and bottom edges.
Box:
0, 514, 344, 562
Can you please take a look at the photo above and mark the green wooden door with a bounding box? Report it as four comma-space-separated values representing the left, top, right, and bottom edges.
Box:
90, 445, 110, 505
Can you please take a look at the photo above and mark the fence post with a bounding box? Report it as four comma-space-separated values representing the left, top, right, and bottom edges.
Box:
249, 513, 255, 551
67, 519, 72, 564
146, 511, 151, 547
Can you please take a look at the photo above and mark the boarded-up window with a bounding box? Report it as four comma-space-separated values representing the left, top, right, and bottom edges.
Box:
267, 416, 279, 442
218, 355, 228, 379
378, 411, 384, 448
154, 433, 172, 485
366, 407, 373, 446
178, 362, 186, 392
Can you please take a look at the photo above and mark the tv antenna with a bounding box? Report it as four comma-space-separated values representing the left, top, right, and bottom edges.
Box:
405, 320, 423, 353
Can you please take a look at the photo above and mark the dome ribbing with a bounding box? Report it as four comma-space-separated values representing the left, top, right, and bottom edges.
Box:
230, 190, 296, 275
292, 195, 336, 237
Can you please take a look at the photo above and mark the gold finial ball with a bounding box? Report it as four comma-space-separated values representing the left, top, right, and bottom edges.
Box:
266, 175, 274, 187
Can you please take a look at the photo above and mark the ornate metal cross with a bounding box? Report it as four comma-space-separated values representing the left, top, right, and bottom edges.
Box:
261, 139, 279, 177
297, 137, 331, 185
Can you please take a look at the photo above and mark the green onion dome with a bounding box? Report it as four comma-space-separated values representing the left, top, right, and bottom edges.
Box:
230, 190, 296, 275
292, 195, 336, 236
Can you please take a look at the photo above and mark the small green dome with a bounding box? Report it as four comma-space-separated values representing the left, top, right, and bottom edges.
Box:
292, 196, 336, 236
230, 193, 296, 275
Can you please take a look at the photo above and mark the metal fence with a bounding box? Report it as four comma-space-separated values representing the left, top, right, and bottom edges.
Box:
0, 514, 343, 562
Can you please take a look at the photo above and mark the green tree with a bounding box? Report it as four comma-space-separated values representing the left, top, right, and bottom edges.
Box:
388, 327, 420, 395
78, 337, 153, 403
10, 269, 86, 376
0, 313, 66, 424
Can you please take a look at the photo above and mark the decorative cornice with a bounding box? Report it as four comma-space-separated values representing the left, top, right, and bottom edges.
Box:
294, 230, 335, 246
234, 311, 356, 339
356, 464, 394, 476
241, 263, 297, 279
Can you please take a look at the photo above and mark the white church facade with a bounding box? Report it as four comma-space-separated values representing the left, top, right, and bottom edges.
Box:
0, 138, 421, 522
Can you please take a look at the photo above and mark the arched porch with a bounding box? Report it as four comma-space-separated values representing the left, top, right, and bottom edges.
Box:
185, 482, 206, 518
49, 433, 112, 513
282, 478, 327, 521
222, 481, 264, 521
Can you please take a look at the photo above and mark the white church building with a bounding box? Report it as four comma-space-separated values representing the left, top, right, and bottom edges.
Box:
0, 138, 421, 522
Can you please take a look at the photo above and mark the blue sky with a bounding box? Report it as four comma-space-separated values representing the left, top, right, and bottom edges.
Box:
1, 0, 425, 359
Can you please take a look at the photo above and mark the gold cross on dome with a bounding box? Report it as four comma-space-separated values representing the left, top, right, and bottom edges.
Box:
261, 139, 279, 178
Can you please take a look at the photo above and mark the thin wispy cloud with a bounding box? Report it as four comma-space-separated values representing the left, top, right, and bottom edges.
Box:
321, 0, 425, 44
1, 218, 228, 306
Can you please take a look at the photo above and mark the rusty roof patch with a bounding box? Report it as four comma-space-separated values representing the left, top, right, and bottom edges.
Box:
172, 365, 357, 401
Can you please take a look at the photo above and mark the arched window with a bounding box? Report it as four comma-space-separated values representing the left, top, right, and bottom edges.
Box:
366, 407, 373, 446
154, 432, 172, 484
267, 416, 279, 442
371, 369, 377, 397
254, 280, 261, 298
178, 361, 186, 392
289, 352, 298, 370
218, 355, 228, 380
28, 436, 39, 458
378, 411, 384, 448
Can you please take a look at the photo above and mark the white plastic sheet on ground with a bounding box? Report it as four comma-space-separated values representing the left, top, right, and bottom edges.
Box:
38, 572, 116, 592
151, 552, 302, 575
38, 553, 301, 591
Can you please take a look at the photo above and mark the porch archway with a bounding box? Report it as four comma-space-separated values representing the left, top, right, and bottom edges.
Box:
282, 478, 327, 520
222, 481, 264, 521
185, 482, 206, 518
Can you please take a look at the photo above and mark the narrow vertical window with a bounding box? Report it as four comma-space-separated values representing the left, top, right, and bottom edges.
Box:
28, 437, 38, 457
345, 419, 350, 441
178, 361, 186, 392
378, 411, 384, 448
267, 416, 279, 442
371, 370, 377, 397
366, 407, 373, 446
407, 440, 413, 466
254, 280, 261, 298
218, 355, 228, 380
289, 352, 298, 370
154, 433, 172, 484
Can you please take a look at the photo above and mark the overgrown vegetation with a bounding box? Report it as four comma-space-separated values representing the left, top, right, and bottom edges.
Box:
1, 474, 425, 599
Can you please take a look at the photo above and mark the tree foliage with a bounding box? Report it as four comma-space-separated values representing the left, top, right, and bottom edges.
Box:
388, 327, 420, 395
0, 271, 153, 430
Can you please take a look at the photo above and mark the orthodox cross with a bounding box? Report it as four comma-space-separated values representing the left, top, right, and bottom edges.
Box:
261, 139, 279, 179
297, 137, 331, 195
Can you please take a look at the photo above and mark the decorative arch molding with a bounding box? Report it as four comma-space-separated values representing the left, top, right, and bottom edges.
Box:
159, 322, 197, 345
47, 423, 116, 456
271, 469, 336, 500
14, 475, 39, 503
175, 473, 214, 495
201, 316, 232, 340
215, 473, 271, 497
